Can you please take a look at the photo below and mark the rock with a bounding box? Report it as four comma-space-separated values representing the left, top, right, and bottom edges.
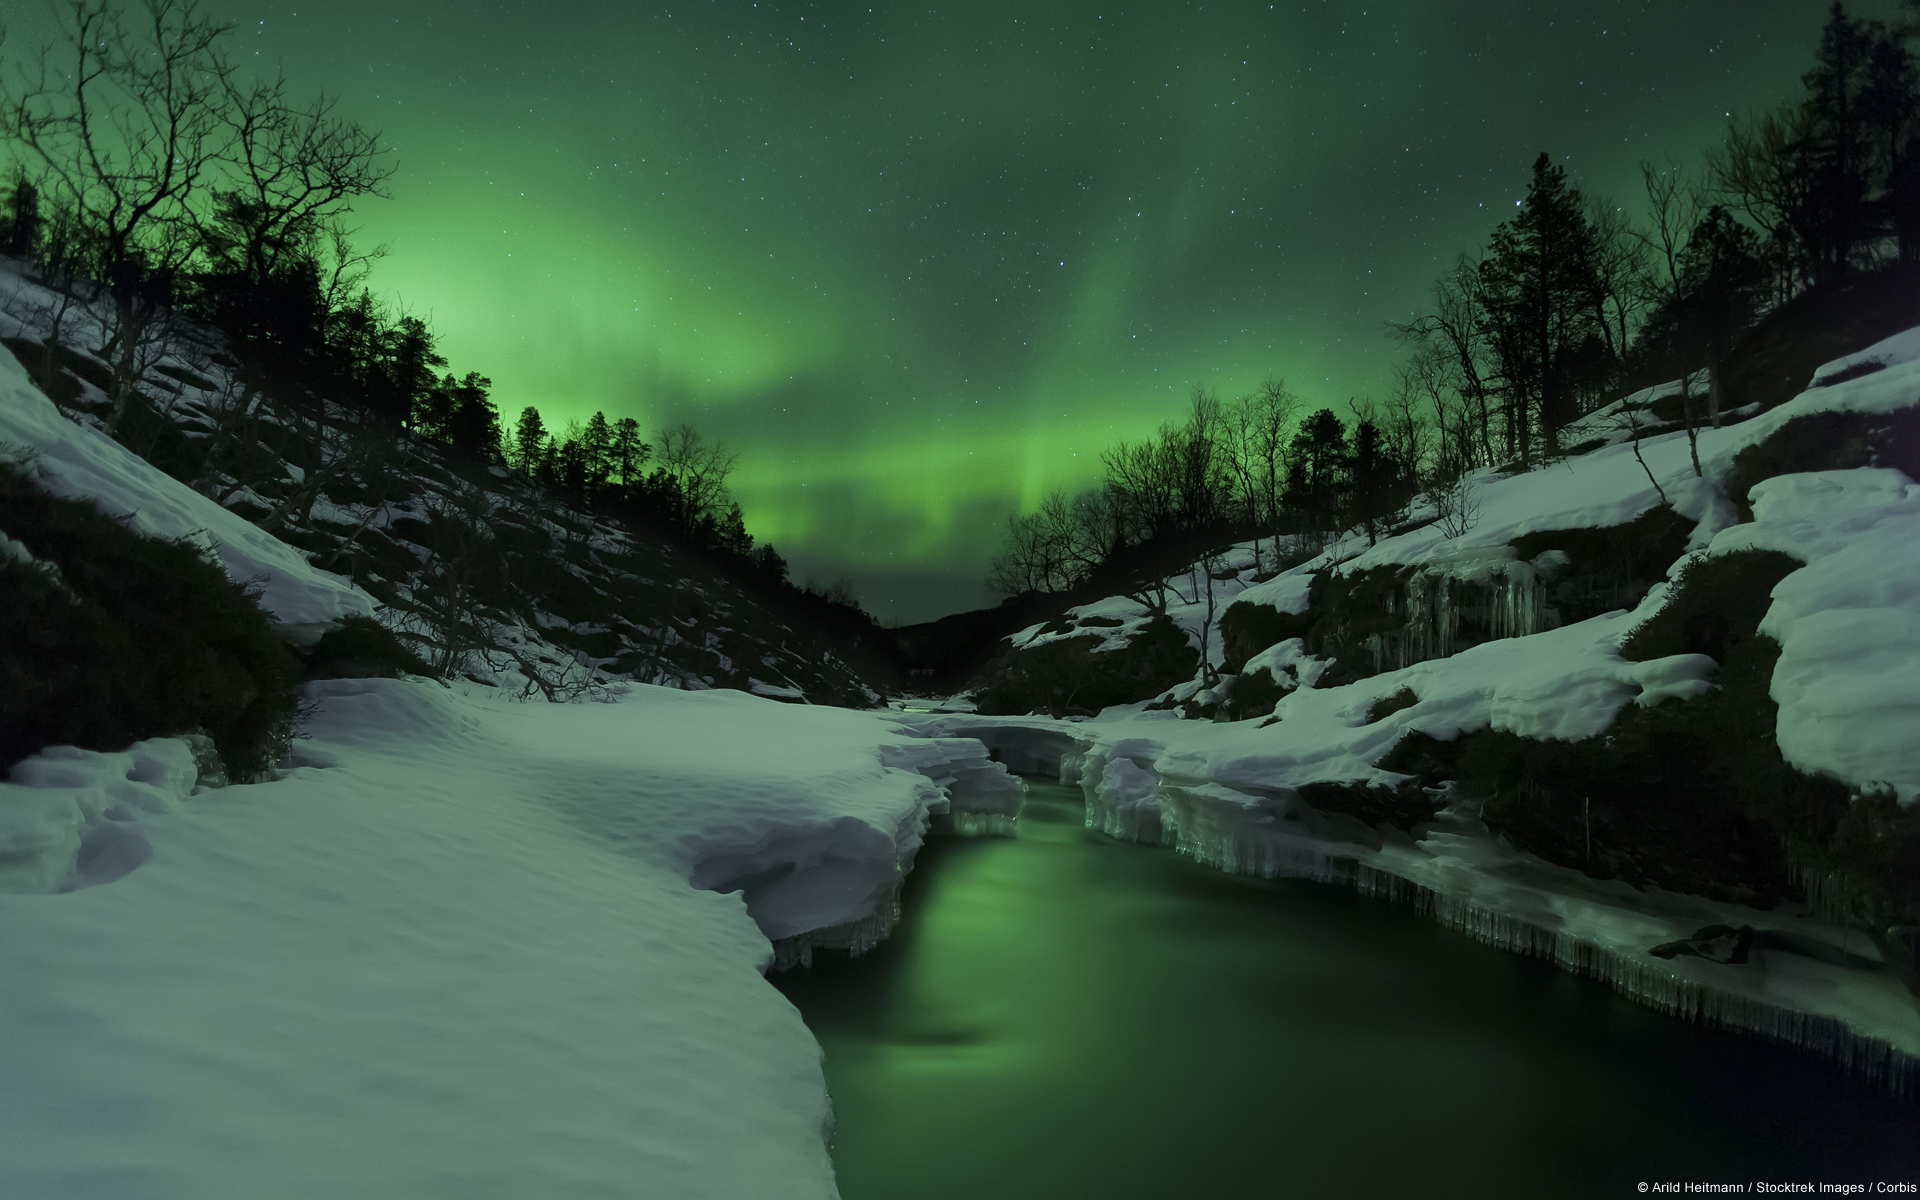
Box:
1649, 924, 1755, 964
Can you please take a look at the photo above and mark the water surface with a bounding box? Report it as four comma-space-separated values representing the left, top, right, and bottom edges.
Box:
776, 782, 1919, 1199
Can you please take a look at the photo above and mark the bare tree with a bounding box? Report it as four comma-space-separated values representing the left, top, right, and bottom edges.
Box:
1222, 377, 1300, 572
1430, 472, 1482, 540
2, 0, 237, 432
1390, 253, 1498, 467
255, 401, 382, 533
1639, 158, 1705, 301
1378, 366, 1436, 490
1709, 107, 1819, 303
407, 480, 512, 678
1585, 194, 1654, 372
206, 71, 392, 289
654, 422, 739, 532
1601, 401, 1673, 508
1176, 546, 1232, 686
191, 368, 277, 503
1101, 432, 1180, 538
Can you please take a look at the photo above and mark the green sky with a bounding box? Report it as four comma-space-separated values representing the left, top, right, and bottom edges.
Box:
17, 0, 1890, 620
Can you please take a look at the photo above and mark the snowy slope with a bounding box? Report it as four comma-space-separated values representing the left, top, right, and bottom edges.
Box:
1006, 324, 1920, 805
0, 260, 875, 701
0, 340, 374, 641
0, 680, 1021, 1199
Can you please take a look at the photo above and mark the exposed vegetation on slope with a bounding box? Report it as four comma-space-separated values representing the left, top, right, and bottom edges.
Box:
0, 460, 299, 778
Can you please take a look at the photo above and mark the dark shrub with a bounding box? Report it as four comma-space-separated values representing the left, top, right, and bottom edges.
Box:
1724, 407, 1920, 517
1457, 551, 1885, 916
298, 615, 432, 681
0, 462, 300, 779
1218, 597, 1315, 674
975, 615, 1197, 717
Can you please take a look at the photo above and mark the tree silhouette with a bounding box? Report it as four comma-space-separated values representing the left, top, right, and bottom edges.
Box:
1478, 152, 1605, 460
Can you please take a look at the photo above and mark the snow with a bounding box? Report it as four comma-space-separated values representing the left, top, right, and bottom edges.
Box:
0, 344, 374, 641
1705, 469, 1920, 803
0, 738, 201, 893
1233, 564, 1315, 615
0, 680, 1023, 1199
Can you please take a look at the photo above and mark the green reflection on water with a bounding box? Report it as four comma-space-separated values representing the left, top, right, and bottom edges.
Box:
775, 784, 1920, 1199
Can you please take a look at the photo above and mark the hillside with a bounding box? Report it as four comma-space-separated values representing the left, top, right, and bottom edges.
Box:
0, 256, 885, 779
924, 322, 1920, 1085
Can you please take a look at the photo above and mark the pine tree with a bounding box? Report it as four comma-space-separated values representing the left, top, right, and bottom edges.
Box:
1348, 420, 1398, 546
1478, 152, 1604, 460
609, 417, 650, 488
512, 406, 548, 475
1285, 408, 1349, 539
1, 173, 43, 260
1801, 4, 1877, 280
1640, 207, 1767, 426
444, 373, 500, 460
1863, 23, 1920, 262
385, 315, 447, 430
581, 411, 614, 495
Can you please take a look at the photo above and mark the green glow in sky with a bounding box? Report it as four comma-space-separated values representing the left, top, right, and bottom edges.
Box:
30, 0, 1886, 619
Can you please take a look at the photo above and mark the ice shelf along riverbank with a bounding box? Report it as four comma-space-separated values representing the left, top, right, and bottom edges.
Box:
780, 781, 1920, 1200
899, 710, 1920, 1093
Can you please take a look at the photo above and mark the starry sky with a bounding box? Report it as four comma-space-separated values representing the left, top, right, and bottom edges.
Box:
17, 0, 1895, 621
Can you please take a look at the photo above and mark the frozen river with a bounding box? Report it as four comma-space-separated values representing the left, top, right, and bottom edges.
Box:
777, 782, 1920, 1198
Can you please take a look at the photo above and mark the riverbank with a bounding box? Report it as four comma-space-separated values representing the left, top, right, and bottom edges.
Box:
782, 782, 1920, 1199
901, 711, 1920, 1092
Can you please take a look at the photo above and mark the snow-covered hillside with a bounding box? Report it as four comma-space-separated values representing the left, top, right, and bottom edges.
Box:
0, 258, 879, 703
0, 335, 375, 641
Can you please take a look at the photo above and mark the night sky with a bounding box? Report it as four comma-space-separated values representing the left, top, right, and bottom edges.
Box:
20, 1, 1894, 621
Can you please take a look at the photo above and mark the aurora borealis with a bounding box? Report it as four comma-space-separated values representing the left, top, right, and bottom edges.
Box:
16, 0, 1882, 620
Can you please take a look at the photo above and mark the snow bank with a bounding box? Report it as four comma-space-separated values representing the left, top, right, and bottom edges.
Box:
1705, 469, 1920, 804
0, 737, 202, 892
0, 680, 1021, 1199
0, 341, 375, 640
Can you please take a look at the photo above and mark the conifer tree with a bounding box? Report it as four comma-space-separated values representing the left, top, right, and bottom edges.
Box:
1863, 22, 1920, 262
581, 411, 614, 495
443, 373, 500, 461
511, 406, 548, 475
0, 173, 43, 259
1348, 419, 1398, 546
1478, 152, 1604, 460
1285, 408, 1349, 540
609, 416, 649, 488
1802, 3, 1878, 280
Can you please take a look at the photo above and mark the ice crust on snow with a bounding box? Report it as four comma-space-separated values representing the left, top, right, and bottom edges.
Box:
0, 344, 374, 639
0, 680, 1022, 1199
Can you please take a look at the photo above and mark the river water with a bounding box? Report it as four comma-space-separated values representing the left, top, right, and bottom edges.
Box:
775, 782, 1920, 1199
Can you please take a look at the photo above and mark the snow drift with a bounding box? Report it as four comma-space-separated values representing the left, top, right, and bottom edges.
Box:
0, 679, 1022, 1199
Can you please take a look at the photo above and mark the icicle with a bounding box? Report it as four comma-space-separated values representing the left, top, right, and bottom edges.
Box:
1081, 775, 1920, 1094
948, 811, 1018, 837
769, 884, 905, 971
